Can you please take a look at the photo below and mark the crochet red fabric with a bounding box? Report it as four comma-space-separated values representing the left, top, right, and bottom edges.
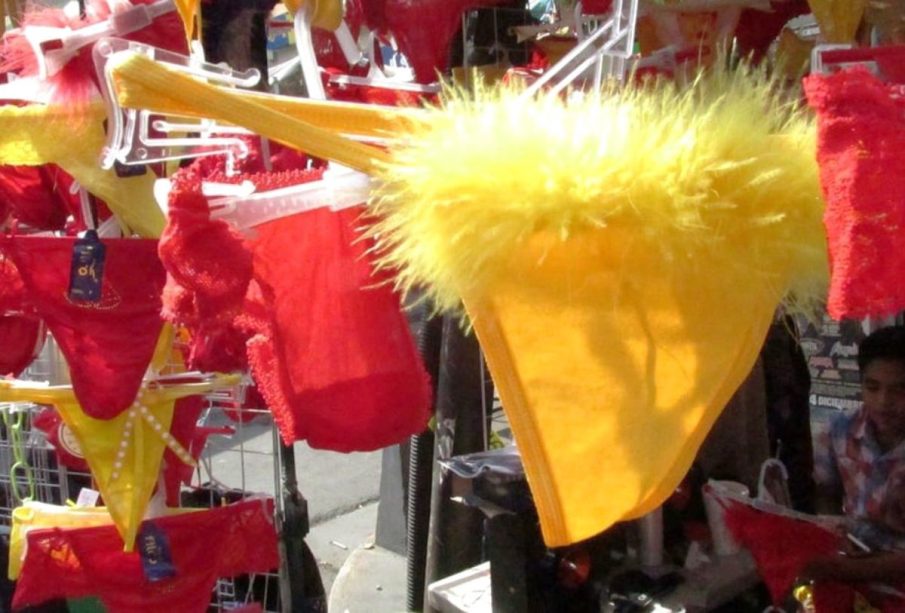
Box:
2, 236, 166, 418
13, 498, 278, 613
804, 68, 905, 320
161, 166, 432, 451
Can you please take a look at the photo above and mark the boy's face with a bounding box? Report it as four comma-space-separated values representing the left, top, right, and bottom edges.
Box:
862, 358, 905, 447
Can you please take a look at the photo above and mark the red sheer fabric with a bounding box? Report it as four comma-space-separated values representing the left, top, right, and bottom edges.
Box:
13, 498, 278, 613
0, 254, 45, 376
804, 67, 905, 319
0, 165, 74, 231
160, 165, 431, 450
0, 315, 43, 376
2, 236, 166, 418
245, 206, 432, 450
162, 395, 207, 506
723, 501, 840, 604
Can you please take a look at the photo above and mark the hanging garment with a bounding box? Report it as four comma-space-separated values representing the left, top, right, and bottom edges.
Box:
367, 68, 828, 546
0, 375, 240, 550
2, 235, 166, 418
724, 500, 905, 612
803, 67, 905, 319
245, 206, 432, 450
13, 498, 278, 613
723, 499, 841, 604
8, 500, 195, 580
0, 103, 164, 236
161, 167, 432, 451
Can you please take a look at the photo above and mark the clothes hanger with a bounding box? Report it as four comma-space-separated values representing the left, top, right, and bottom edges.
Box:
520, 0, 639, 98
19, 0, 176, 79
206, 165, 373, 231
100, 40, 391, 173
95, 39, 428, 140
93, 37, 260, 174
326, 30, 442, 95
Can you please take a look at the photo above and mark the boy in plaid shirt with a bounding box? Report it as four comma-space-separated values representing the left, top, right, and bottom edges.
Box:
804, 326, 905, 584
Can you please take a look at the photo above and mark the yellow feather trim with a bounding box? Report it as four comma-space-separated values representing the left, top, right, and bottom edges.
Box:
369, 67, 828, 316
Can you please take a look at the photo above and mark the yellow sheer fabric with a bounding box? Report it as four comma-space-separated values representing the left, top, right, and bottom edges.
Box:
0, 103, 165, 237
0, 374, 239, 550
465, 229, 781, 546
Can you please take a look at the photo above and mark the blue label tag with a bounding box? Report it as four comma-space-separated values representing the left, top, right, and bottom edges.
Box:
68, 230, 106, 303
138, 521, 177, 582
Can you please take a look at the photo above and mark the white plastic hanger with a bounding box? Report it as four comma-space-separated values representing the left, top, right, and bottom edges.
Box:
21, 0, 176, 79
521, 0, 639, 98
326, 30, 441, 94
207, 165, 372, 231
92, 36, 260, 173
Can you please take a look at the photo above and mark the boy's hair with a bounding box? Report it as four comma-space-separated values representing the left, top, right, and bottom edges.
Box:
858, 325, 905, 374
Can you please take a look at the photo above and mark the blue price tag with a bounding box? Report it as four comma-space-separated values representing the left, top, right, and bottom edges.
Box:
68, 230, 106, 303
138, 521, 177, 582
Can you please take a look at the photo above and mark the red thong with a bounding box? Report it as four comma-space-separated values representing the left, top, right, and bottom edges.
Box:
803, 67, 905, 320
13, 498, 278, 613
2, 236, 166, 418
161, 167, 431, 451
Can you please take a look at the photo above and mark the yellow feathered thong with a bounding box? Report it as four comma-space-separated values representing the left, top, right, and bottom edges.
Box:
370, 69, 828, 547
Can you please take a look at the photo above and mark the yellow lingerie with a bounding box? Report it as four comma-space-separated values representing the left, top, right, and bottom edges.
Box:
107, 52, 429, 173
0, 375, 239, 551
0, 102, 165, 237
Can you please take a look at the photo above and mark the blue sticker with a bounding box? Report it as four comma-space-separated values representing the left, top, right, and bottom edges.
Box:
68, 230, 106, 303
138, 521, 177, 582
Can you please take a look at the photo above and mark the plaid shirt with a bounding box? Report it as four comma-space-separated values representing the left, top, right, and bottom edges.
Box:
814, 408, 905, 523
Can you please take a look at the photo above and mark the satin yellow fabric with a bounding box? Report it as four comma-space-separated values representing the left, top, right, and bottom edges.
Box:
0, 103, 165, 237
108, 53, 430, 173
464, 229, 781, 547
285, 0, 343, 30
0, 374, 239, 550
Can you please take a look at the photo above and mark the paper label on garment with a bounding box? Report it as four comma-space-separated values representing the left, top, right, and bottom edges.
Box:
75, 488, 100, 507
138, 521, 177, 582
67, 230, 106, 303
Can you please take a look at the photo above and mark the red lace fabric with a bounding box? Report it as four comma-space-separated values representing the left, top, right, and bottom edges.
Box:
804, 68, 905, 320
13, 498, 278, 613
160, 165, 432, 450
1, 236, 166, 418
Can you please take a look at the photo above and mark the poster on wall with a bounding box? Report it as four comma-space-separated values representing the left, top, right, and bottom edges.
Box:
796, 314, 865, 440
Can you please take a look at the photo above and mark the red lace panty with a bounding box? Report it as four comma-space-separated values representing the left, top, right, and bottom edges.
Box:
2, 236, 166, 418
13, 498, 278, 613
